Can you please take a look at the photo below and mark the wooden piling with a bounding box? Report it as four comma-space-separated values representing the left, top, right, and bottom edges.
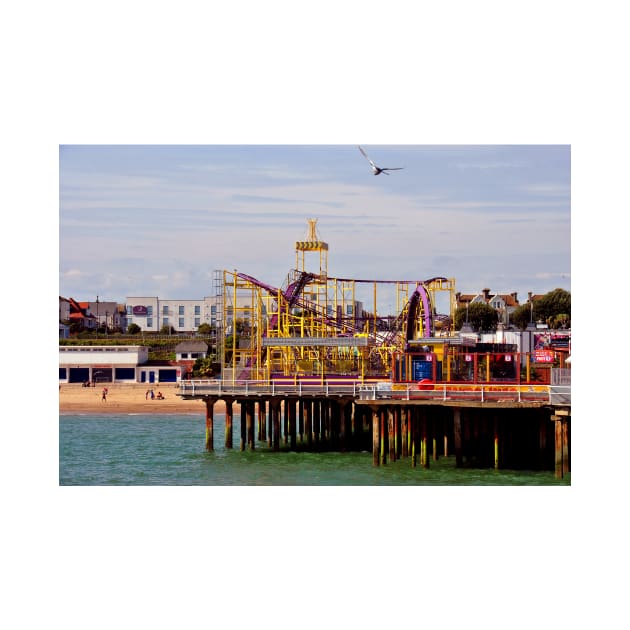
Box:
410, 408, 417, 468
421, 411, 429, 469
239, 401, 246, 451
493, 414, 500, 470
554, 415, 563, 478
288, 398, 297, 450
298, 399, 304, 442
224, 397, 234, 449
380, 409, 387, 465
338, 400, 348, 451
388, 408, 396, 462
372, 408, 380, 466
304, 399, 313, 448
443, 411, 449, 458
258, 400, 266, 442
271, 399, 281, 452
401, 408, 408, 458
453, 408, 463, 467
204, 397, 216, 451
538, 412, 547, 470
246, 400, 255, 450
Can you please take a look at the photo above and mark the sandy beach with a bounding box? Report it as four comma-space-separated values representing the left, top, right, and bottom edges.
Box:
59, 383, 224, 415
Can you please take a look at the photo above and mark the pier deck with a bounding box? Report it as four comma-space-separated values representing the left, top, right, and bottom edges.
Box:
177, 380, 570, 478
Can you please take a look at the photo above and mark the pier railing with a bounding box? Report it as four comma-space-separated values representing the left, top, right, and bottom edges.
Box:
178, 380, 570, 405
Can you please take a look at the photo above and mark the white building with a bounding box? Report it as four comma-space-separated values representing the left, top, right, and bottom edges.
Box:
59, 345, 150, 383
125, 297, 217, 333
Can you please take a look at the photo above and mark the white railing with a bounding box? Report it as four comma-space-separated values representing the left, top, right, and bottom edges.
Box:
178, 379, 570, 406
179, 379, 361, 398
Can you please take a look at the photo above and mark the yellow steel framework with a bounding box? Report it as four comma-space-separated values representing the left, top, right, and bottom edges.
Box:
220, 268, 456, 383
218, 218, 457, 383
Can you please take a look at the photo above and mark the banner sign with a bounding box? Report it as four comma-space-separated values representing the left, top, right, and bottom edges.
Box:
132, 306, 148, 316
534, 350, 555, 363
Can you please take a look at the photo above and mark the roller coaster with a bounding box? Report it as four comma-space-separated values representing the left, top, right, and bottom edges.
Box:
215, 220, 457, 383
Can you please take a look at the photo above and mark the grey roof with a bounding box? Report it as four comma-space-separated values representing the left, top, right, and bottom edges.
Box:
175, 341, 209, 352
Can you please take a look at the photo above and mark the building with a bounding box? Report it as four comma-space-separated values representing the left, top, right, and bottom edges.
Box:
175, 340, 210, 379
456, 288, 520, 325
59, 345, 149, 383
125, 297, 216, 333
84, 300, 127, 332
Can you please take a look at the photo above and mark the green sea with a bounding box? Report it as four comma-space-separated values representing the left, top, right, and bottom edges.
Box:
59, 413, 570, 485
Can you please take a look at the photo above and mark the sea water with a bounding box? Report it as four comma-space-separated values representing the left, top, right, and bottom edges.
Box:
59, 413, 570, 486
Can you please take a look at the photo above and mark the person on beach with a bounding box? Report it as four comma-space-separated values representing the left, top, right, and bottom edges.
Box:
150, 389, 155, 400
145, 389, 150, 400
101, 388, 107, 402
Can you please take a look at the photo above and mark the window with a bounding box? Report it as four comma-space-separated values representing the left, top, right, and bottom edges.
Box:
179, 305, 185, 315
179, 318, 184, 328
147, 318, 153, 328
163, 317, 169, 326
211, 305, 217, 315
147, 306, 153, 316
163, 305, 168, 315
194, 317, 200, 327
194, 305, 200, 315
346, 304, 353, 315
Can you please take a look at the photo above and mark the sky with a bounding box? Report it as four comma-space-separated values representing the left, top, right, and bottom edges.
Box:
59, 144, 570, 309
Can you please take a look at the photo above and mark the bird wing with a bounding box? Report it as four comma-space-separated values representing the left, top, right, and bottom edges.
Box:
358, 145, 377, 168
382, 167, 404, 171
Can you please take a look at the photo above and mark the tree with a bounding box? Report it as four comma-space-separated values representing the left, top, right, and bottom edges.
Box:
192, 357, 215, 378
127, 323, 141, 335
510, 289, 571, 330
197, 323, 212, 335
159, 324, 175, 334
454, 302, 498, 332
534, 288, 571, 325
510, 303, 534, 330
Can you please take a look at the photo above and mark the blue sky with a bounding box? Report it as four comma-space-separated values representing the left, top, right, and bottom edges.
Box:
59, 144, 570, 307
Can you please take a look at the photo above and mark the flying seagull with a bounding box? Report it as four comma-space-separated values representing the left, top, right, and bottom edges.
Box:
358, 145, 404, 175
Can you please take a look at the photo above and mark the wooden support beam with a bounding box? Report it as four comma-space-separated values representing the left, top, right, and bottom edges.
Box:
271, 399, 281, 452
298, 399, 304, 442
224, 397, 234, 449
494, 414, 500, 470
267, 400, 273, 447
246, 400, 255, 450
204, 397, 217, 451
453, 407, 463, 467
289, 399, 297, 450
421, 411, 429, 469
239, 400, 246, 451
401, 408, 408, 458
304, 399, 313, 448
388, 408, 396, 462
380, 409, 387, 466
371, 408, 380, 466
410, 408, 417, 468
554, 416, 563, 478
443, 411, 449, 458
313, 400, 321, 448
258, 400, 266, 442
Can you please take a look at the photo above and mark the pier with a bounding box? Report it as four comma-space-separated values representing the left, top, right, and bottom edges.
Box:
178, 380, 571, 478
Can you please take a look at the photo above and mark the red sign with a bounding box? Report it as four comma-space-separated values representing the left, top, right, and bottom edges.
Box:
534, 350, 554, 363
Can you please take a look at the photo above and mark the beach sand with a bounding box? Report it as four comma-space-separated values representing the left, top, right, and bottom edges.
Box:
59, 383, 224, 415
